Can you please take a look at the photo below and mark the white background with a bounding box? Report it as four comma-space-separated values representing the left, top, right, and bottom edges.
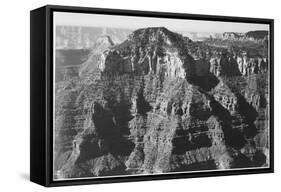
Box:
0, 0, 279, 191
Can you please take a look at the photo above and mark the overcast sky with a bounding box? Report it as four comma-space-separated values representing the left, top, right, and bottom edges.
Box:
54, 12, 269, 33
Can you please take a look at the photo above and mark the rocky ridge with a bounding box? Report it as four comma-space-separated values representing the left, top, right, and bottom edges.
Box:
223, 30, 269, 41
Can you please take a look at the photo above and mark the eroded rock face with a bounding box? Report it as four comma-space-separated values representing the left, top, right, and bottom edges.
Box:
236, 55, 268, 76
209, 51, 268, 77
99, 27, 196, 79
54, 27, 270, 179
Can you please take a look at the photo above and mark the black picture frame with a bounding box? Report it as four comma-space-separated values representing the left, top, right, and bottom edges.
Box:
30, 5, 274, 187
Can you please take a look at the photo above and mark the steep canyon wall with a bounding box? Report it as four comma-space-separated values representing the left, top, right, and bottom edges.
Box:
54, 27, 270, 179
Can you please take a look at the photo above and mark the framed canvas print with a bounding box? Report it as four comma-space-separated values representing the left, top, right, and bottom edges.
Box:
30, 5, 274, 187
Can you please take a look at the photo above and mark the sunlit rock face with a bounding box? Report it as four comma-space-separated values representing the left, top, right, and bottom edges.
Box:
99, 27, 196, 79
54, 27, 270, 179
236, 55, 268, 76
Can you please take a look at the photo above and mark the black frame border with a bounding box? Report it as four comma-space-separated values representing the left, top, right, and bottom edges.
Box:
30, 4, 274, 187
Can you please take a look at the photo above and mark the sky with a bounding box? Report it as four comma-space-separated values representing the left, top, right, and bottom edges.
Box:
54, 12, 269, 33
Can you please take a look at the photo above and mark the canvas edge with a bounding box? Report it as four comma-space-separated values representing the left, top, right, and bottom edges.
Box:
30, 5, 48, 186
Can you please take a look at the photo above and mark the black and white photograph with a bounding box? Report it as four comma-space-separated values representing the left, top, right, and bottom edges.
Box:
53, 11, 271, 181
1, 0, 281, 190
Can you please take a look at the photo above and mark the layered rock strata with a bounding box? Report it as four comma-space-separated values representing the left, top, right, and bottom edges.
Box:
54, 27, 270, 179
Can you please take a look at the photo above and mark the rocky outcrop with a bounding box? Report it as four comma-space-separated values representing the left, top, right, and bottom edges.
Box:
236, 53, 268, 76
209, 52, 240, 77
54, 27, 270, 179
223, 32, 244, 40
222, 31, 268, 41
79, 36, 115, 77
245, 30, 269, 41
209, 50, 268, 77
99, 27, 196, 79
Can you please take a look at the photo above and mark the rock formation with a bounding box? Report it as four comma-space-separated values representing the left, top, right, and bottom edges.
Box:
54, 27, 270, 179
98, 27, 196, 79
245, 30, 269, 41
223, 32, 244, 40
222, 31, 269, 41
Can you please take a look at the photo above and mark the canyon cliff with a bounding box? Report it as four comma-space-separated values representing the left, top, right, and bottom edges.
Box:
54, 27, 270, 179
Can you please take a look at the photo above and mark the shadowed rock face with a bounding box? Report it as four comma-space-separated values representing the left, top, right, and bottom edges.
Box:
54, 27, 270, 179
209, 51, 268, 77
246, 31, 269, 41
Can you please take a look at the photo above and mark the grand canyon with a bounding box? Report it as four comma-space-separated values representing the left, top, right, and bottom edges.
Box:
53, 25, 270, 179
